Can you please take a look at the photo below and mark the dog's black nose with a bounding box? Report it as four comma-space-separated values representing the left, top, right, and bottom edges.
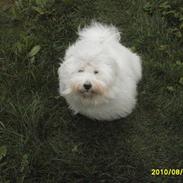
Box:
83, 83, 92, 90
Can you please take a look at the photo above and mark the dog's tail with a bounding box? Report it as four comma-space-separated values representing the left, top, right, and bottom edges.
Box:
78, 21, 121, 43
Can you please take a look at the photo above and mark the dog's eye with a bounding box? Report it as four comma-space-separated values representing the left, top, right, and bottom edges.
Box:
94, 70, 99, 74
78, 69, 84, 72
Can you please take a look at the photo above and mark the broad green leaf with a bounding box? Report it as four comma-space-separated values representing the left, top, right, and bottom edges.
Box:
159, 45, 168, 51
180, 23, 183, 30
0, 146, 7, 160
20, 154, 29, 172
32, 6, 45, 15
176, 61, 183, 66
30, 56, 35, 63
167, 86, 174, 92
175, 31, 182, 38
143, 3, 151, 10
0, 121, 5, 128
179, 77, 183, 85
72, 145, 78, 152
28, 45, 41, 57
159, 2, 171, 10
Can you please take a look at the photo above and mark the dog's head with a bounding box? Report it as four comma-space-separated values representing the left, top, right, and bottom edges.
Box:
58, 53, 118, 105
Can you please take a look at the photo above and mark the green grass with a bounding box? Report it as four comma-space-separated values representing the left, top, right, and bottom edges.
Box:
0, 0, 183, 182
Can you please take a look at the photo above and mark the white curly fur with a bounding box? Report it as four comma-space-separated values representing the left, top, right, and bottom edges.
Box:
58, 22, 142, 121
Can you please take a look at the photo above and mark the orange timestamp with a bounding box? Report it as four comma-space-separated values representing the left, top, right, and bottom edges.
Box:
151, 169, 183, 176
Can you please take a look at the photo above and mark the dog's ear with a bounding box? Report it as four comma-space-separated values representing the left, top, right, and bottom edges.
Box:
109, 58, 120, 77
58, 59, 76, 96
58, 62, 71, 95
58, 63, 65, 95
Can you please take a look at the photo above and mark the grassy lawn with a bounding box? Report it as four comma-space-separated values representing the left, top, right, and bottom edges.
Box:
0, 0, 183, 182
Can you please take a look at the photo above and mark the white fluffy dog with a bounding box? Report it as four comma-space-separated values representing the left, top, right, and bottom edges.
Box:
58, 22, 142, 121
